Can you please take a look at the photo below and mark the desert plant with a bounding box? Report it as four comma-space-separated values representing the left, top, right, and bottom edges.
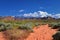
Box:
18, 22, 34, 32
52, 31, 60, 40
3, 29, 30, 40
49, 23, 60, 29
34, 22, 40, 26
0, 23, 13, 32
0, 23, 6, 31
58, 29, 60, 31
5, 23, 13, 30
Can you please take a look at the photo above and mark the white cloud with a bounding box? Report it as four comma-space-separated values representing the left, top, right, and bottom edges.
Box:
23, 11, 52, 17
17, 10, 60, 18
19, 10, 24, 12
53, 14, 60, 18
38, 11, 48, 17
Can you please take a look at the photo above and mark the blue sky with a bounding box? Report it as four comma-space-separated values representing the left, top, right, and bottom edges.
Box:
0, 0, 60, 17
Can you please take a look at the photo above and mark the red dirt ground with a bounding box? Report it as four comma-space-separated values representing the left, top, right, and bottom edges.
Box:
0, 24, 57, 40
0, 32, 6, 40
25, 24, 57, 40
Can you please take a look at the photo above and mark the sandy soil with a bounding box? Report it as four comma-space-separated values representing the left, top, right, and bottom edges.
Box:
0, 32, 6, 40
25, 24, 57, 40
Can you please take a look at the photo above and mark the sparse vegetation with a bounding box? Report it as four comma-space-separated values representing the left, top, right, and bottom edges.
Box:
0, 17, 60, 40
0, 23, 13, 32
52, 31, 60, 40
3, 29, 30, 40
18, 22, 34, 32
49, 23, 60, 29
34, 22, 40, 26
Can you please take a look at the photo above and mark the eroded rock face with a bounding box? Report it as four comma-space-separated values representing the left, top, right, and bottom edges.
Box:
3, 16, 14, 21
26, 24, 57, 40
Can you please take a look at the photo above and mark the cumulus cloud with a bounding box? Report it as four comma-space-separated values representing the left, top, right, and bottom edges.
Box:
19, 9, 24, 12
38, 11, 49, 17
18, 10, 60, 18
23, 11, 52, 17
53, 14, 60, 18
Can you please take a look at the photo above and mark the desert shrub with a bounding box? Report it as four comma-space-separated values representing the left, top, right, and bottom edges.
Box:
0, 23, 6, 31
3, 29, 30, 40
5, 23, 13, 30
0, 23, 13, 32
49, 23, 60, 29
52, 31, 60, 40
48, 23, 56, 27
51, 23, 59, 29
19, 24, 28, 29
58, 29, 60, 31
57, 27, 60, 31
18, 22, 34, 32
34, 22, 40, 26
40, 23, 46, 25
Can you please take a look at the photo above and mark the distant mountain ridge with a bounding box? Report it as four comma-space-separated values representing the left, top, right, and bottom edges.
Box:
0, 16, 59, 21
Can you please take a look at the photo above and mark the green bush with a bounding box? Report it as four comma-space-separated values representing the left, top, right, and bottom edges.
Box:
0, 23, 13, 32
18, 22, 34, 32
0, 23, 6, 31
34, 22, 40, 26
52, 31, 60, 40
5, 23, 13, 30
49, 23, 60, 29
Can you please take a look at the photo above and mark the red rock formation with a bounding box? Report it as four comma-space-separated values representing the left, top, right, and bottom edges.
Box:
3, 16, 14, 21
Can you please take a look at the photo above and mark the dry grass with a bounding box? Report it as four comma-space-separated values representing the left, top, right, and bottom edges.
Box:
3, 29, 30, 40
